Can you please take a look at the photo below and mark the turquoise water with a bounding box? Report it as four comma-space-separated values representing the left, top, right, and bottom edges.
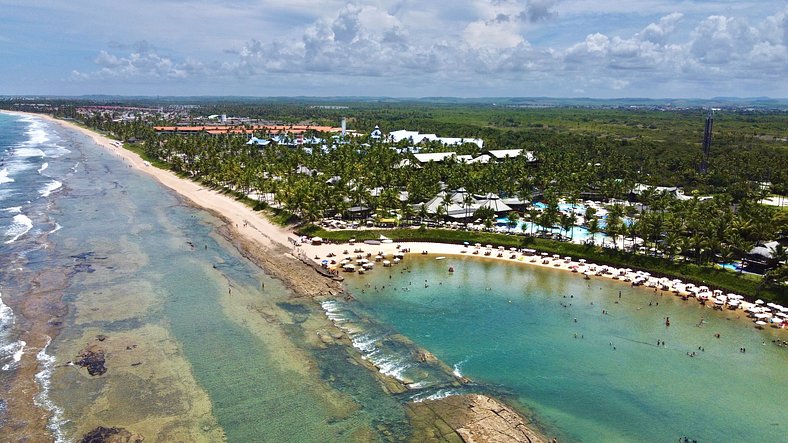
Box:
511, 202, 633, 241
345, 256, 788, 442
497, 219, 598, 242
1, 114, 410, 441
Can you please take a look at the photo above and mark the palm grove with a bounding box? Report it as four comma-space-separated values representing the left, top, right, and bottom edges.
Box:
34, 102, 788, 295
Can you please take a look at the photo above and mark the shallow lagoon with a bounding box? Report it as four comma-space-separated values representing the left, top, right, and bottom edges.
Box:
345, 255, 788, 442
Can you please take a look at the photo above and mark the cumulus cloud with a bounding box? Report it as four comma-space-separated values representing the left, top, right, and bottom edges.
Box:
68, 3, 788, 96
72, 40, 204, 80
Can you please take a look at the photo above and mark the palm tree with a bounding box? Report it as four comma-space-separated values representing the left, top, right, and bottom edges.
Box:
418, 203, 429, 225
560, 213, 575, 242
605, 204, 625, 249
463, 192, 476, 220
528, 207, 540, 237
507, 211, 520, 233
587, 217, 600, 245
441, 192, 454, 218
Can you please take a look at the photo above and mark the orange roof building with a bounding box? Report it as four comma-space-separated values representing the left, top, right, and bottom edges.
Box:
154, 124, 344, 135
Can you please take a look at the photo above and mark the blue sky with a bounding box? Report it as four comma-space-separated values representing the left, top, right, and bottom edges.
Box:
0, 1, 786, 98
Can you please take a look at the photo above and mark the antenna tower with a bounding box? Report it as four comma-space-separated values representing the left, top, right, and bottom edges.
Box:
700, 108, 714, 174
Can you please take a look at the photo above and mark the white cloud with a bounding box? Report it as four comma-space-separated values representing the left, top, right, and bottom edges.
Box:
61, 2, 788, 97
72, 41, 204, 80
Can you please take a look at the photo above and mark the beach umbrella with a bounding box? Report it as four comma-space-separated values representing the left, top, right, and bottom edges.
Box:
579, 259, 587, 263
755, 299, 764, 305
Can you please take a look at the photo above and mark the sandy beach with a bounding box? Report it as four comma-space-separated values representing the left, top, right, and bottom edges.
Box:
303, 238, 782, 328
9, 111, 550, 442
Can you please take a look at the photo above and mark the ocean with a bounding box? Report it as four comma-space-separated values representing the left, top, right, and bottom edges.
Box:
0, 113, 413, 442
342, 255, 788, 442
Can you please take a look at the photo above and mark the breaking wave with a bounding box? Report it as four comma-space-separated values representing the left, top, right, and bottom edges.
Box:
34, 337, 68, 443
4, 213, 33, 244
0, 168, 13, 184
39, 180, 62, 198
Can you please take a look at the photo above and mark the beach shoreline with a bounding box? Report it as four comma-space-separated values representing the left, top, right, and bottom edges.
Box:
4, 110, 554, 442
302, 239, 785, 333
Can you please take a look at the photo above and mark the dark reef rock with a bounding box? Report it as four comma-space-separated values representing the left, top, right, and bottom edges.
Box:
76, 345, 107, 376
80, 426, 143, 443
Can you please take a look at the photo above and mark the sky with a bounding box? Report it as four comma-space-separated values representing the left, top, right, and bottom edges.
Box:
0, 0, 786, 98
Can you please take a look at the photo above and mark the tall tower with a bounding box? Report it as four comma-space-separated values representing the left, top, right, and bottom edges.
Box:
700, 108, 714, 174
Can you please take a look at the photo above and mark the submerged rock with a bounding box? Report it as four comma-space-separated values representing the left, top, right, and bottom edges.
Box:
80, 426, 143, 443
410, 394, 548, 443
76, 344, 107, 376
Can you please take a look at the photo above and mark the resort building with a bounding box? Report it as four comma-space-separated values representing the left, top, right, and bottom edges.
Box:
387, 129, 484, 148
421, 189, 513, 220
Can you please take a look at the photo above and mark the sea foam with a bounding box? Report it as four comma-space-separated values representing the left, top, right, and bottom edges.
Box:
20, 117, 50, 146
1, 340, 26, 371
0, 291, 14, 330
13, 147, 46, 158
321, 300, 415, 383
34, 336, 68, 443
0, 168, 13, 184
39, 181, 62, 198
43, 145, 70, 158
37, 163, 49, 174
0, 292, 22, 372
4, 213, 33, 244
48, 223, 62, 235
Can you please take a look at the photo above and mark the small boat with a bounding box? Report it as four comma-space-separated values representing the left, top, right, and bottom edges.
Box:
436, 256, 446, 260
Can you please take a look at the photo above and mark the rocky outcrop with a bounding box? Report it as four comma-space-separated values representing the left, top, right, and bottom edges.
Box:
410, 394, 549, 443
80, 426, 143, 443
76, 343, 107, 376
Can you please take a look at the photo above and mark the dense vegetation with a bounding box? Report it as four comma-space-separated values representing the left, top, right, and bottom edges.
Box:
2, 98, 785, 299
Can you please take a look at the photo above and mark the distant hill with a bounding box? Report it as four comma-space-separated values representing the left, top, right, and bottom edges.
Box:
2, 95, 787, 109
